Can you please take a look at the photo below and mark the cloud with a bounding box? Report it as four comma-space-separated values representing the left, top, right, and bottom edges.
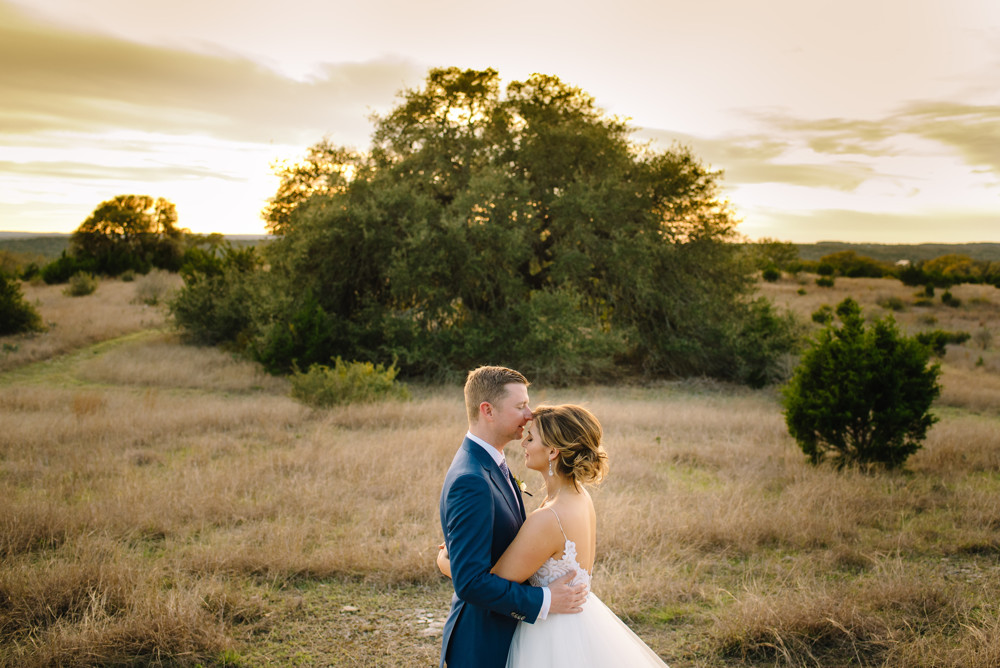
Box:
741, 208, 1000, 244
637, 127, 877, 191
0, 159, 242, 183
898, 101, 1000, 175
0, 1, 424, 148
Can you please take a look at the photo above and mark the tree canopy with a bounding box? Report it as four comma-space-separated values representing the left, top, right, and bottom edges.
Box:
70, 195, 185, 275
174, 67, 798, 384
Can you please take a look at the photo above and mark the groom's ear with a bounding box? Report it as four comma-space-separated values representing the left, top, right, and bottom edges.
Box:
479, 401, 493, 421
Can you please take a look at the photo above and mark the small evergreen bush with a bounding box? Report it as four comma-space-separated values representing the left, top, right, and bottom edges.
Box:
761, 266, 781, 282
815, 276, 835, 288
65, 272, 98, 297
0, 273, 44, 335
914, 329, 971, 357
811, 305, 833, 325
783, 298, 941, 470
290, 357, 410, 407
941, 290, 961, 308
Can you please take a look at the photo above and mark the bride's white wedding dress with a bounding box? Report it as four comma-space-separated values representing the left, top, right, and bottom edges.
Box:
506, 509, 669, 668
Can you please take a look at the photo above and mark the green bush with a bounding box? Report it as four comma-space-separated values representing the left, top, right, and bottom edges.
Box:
914, 329, 971, 357
761, 266, 781, 282
0, 273, 44, 335
811, 305, 833, 324
41, 252, 97, 284
169, 247, 262, 347
290, 357, 410, 407
64, 272, 98, 297
815, 276, 835, 288
941, 290, 961, 308
782, 298, 941, 470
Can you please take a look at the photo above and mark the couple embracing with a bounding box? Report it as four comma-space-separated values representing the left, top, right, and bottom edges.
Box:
437, 366, 668, 668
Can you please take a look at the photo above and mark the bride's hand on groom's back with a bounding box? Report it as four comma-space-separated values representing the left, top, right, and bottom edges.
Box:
548, 571, 587, 615
436, 542, 452, 578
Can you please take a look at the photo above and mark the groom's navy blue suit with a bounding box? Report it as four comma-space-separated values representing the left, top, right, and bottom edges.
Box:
439, 437, 544, 668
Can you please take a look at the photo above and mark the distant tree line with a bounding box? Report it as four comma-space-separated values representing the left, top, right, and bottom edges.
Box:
749, 240, 1000, 289
2, 196, 253, 288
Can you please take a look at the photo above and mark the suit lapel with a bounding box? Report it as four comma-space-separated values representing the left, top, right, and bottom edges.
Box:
490, 465, 521, 520
464, 438, 521, 521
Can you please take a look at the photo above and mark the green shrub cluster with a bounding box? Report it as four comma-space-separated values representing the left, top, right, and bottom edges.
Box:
914, 329, 971, 357
0, 273, 44, 336
783, 298, 941, 470
290, 357, 410, 407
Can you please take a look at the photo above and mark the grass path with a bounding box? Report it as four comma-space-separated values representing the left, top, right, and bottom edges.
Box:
0, 329, 167, 387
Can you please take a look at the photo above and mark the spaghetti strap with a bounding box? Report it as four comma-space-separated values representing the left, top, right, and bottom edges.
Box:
546, 507, 568, 541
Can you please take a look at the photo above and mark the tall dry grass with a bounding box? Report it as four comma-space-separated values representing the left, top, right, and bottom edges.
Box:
3, 275, 1000, 665
0, 276, 181, 373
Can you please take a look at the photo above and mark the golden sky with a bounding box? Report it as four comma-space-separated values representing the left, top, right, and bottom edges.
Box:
2, 0, 999, 242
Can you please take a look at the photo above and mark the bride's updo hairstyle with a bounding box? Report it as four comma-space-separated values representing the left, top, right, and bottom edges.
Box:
532, 404, 609, 484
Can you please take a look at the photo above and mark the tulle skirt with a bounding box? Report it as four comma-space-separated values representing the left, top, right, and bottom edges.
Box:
506, 593, 668, 667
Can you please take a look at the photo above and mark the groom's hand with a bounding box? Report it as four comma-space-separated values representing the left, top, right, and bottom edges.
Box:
547, 571, 587, 614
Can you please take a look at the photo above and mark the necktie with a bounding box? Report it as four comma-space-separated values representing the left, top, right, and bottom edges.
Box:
498, 458, 519, 500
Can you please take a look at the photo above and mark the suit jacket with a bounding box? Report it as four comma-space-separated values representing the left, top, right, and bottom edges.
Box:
439, 437, 543, 668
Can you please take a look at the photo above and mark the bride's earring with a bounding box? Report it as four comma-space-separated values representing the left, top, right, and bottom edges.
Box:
548, 460, 554, 477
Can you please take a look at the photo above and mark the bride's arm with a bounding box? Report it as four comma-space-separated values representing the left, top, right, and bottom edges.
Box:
490, 510, 563, 583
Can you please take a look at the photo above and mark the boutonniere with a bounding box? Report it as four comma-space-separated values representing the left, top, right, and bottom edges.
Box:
512, 476, 532, 496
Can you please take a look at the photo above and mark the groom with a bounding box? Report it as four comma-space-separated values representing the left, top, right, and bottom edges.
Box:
439, 365, 586, 668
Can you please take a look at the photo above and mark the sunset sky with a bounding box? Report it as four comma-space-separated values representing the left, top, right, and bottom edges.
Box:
2, 0, 999, 242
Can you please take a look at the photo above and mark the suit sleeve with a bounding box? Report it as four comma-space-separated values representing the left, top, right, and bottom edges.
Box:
444, 472, 544, 623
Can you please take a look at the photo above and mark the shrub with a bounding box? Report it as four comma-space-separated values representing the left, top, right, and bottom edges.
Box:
120, 269, 136, 282
811, 305, 834, 325
41, 252, 97, 284
0, 273, 44, 335
972, 327, 992, 351
941, 290, 961, 308
815, 276, 835, 288
64, 272, 98, 297
290, 357, 410, 407
726, 297, 803, 388
782, 298, 941, 470
761, 266, 781, 282
877, 295, 906, 312
169, 246, 262, 347
914, 329, 971, 357
133, 269, 174, 306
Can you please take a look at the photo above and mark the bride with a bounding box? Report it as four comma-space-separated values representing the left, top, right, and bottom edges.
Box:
438, 404, 669, 667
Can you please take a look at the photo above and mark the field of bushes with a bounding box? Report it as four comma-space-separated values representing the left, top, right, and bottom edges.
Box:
2, 273, 1000, 666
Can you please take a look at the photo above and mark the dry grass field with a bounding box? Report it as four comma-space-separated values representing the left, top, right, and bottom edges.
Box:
2, 273, 1000, 666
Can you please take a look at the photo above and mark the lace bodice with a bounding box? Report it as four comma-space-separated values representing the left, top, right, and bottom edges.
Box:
527, 508, 592, 590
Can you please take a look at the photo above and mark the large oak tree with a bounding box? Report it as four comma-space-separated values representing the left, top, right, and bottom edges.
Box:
177, 68, 797, 384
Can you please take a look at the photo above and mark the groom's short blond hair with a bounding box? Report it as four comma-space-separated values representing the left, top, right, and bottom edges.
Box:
464, 366, 529, 425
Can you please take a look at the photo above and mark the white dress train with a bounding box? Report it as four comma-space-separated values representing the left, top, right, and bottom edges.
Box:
506, 509, 668, 668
